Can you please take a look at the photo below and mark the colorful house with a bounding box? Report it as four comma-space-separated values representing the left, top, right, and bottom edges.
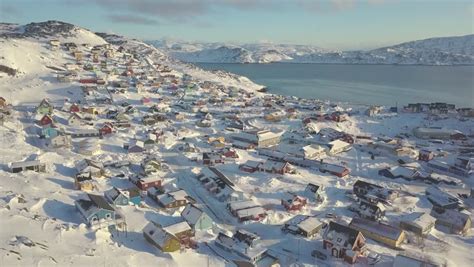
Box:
104, 187, 141, 206
75, 194, 117, 227
0, 97, 7, 109
40, 126, 60, 139
154, 189, 193, 209
322, 221, 366, 264
37, 99, 54, 115
143, 223, 181, 253
349, 217, 406, 249
74, 173, 94, 191
67, 113, 83, 126
181, 204, 213, 231
39, 114, 54, 126
99, 123, 114, 135
129, 175, 162, 191
419, 149, 435, 161
70, 103, 81, 113
282, 193, 307, 211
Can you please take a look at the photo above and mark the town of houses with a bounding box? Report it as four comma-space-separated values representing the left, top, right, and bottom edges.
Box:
1, 22, 474, 267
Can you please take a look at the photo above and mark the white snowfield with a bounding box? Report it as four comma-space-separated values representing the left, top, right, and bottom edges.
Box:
147, 35, 474, 65
0, 21, 473, 267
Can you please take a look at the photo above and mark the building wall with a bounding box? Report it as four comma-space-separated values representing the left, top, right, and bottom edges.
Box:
352, 226, 404, 248
196, 215, 213, 231
258, 137, 280, 148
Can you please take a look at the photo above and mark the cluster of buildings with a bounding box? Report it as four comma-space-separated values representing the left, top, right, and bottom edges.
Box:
4, 36, 473, 267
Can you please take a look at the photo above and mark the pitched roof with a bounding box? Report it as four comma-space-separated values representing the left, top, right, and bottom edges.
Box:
163, 221, 191, 235
87, 194, 114, 211
143, 223, 176, 248
323, 221, 361, 248
181, 204, 205, 225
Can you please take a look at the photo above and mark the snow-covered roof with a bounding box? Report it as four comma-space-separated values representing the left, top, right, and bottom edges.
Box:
388, 166, 417, 178
181, 204, 204, 225
302, 144, 326, 155
163, 221, 191, 235
425, 186, 460, 207
298, 217, 323, 233
228, 200, 258, 212
327, 139, 351, 150
143, 223, 175, 248
350, 217, 403, 241
236, 206, 266, 218
402, 213, 436, 229
10, 160, 43, 168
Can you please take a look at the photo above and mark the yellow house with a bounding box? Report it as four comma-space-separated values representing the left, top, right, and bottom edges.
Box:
82, 107, 99, 115
143, 223, 181, 253
74, 175, 95, 191
349, 217, 406, 248
73, 51, 83, 61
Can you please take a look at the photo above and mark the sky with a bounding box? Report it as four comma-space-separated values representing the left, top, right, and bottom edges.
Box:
0, 0, 473, 50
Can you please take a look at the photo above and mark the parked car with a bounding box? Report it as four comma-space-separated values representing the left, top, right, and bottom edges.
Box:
311, 250, 327, 260
367, 251, 381, 265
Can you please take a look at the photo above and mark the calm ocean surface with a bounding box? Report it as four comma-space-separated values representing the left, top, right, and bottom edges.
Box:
196, 63, 474, 108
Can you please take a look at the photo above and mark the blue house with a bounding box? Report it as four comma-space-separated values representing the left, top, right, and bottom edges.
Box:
181, 203, 213, 231
104, 187, 141, 206
75, 194, 116, 227
40, 126, 59, 139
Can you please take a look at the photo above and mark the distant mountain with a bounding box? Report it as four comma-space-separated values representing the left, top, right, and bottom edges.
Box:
147, 35, 474, 65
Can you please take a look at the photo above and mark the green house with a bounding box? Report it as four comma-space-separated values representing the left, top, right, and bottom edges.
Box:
37, 99, 53, 115
181, 203, 213, 231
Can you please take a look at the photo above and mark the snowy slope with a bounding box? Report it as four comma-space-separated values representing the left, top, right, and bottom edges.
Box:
147, 35, 474, 65
0, 21, 107, 104
0, 21, 263, 105
0, 20, 473, 267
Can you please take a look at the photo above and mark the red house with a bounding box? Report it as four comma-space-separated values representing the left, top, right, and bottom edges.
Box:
451, 132, 467, 140
323, 221, 366, 264
259, 160, 293, 175
320, 164, 350, 178
281, 193, 307, 211
121, 70, 133, 77
419, 149, 434, 162
141, 97, 152, 105
39, 114, 54, 126
331, 112, 349, 122
79, 78, 97, 84
99, 123, 114, 135
130, 176, 162, 191
70, 103, 81, 113
203, 152, 224, 166
223, 148, 239, 159
239, 160, 261, 173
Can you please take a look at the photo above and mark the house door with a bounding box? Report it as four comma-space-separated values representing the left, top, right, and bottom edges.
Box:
332, 248, 339, 257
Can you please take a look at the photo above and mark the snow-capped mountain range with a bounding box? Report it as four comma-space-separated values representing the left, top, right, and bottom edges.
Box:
147, 35, 474, 65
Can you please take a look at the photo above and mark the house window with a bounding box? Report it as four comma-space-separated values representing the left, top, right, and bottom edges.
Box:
337, 238, 342, 243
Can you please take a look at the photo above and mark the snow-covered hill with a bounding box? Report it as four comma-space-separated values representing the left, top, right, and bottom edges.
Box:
0, 21, 263, 104
147, 35, 474, 65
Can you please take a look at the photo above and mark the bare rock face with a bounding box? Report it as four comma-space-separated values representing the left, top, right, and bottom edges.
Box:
0, 20, 79, 39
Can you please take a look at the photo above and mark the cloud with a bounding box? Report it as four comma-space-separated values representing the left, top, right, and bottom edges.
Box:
67, 0, 390, 25
69, 0, 271, 23
107, 14, 159, 25
296, 0, 388, 13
